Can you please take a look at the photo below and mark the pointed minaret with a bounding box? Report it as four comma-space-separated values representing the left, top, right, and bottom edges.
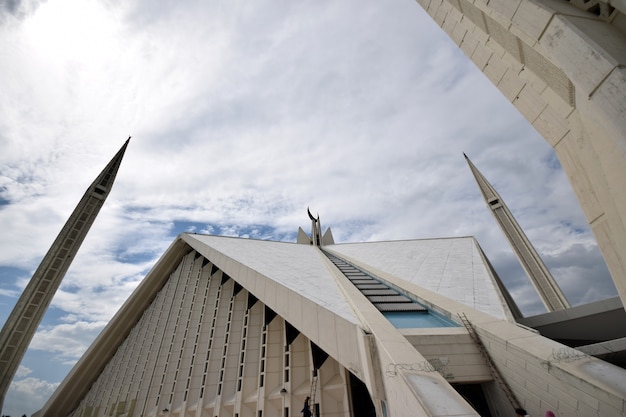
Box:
0, 139, 130, 409
464, 154, 570, 313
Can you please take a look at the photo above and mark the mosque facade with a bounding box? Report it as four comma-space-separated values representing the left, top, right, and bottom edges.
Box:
35, 218, 626, 417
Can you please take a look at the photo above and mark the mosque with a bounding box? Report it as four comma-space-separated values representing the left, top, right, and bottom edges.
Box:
0, 140, 619, 417
2, 0, 626, 415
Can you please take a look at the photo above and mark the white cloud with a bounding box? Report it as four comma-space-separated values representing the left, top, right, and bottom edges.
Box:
4, 377, 59, 417
0, 288, 20, 298
14, 365, 32, 378
30, 321, 107, 362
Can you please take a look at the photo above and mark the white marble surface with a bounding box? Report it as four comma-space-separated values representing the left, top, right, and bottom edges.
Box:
187, 234, 509, 323
328, 237, 509, 319
186, 234, 361, 324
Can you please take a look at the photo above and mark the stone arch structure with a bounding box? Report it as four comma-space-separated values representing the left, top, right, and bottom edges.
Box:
414, 0, 626, 307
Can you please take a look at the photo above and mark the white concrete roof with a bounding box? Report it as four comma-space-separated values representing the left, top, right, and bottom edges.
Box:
326, 237, 509, 319
185, 234, 361, 325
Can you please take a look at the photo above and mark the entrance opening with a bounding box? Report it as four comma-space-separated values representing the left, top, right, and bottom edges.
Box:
348, 372, 376, 417
453, 383, 493, 417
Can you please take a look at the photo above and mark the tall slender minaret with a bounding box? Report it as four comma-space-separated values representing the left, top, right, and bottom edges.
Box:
464, 153, 570, 312
0, 139, 130, 409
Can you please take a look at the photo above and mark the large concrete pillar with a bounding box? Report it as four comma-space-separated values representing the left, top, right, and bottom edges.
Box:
415, 0, 626, 307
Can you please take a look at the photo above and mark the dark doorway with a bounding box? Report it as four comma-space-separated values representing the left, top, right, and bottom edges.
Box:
348, 372, 376, 417
453, 383, 492, 417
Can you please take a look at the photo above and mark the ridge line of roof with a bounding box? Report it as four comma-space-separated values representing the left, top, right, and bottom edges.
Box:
182, 232, 477, 246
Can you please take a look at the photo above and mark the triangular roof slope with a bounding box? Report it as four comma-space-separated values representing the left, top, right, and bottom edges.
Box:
325, 237, 511, 319
39, 234, 367, 417
183, 233, 360, 324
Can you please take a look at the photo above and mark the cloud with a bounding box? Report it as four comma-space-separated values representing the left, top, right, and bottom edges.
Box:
4, 376, 58, 417
0, 288, 20, 298
0, 0, 21, 16
30, 321, 107, 363
544, 242, 616, 305
0, 0, 45, 23
14, 365, 32, 378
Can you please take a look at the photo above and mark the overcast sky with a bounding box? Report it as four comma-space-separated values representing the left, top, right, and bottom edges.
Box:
0, 0, 618, 415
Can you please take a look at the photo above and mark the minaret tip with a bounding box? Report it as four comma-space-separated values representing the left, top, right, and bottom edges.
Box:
0, 142, 129, 406
466, 157, 571, 312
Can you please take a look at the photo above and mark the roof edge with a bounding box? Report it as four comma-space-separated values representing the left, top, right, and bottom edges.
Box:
38, 236, 192, 417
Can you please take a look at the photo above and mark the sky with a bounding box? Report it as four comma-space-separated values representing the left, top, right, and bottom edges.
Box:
0, 0, 618, 415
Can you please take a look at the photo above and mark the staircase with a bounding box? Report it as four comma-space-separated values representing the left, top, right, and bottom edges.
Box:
324, 252, 426, 313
